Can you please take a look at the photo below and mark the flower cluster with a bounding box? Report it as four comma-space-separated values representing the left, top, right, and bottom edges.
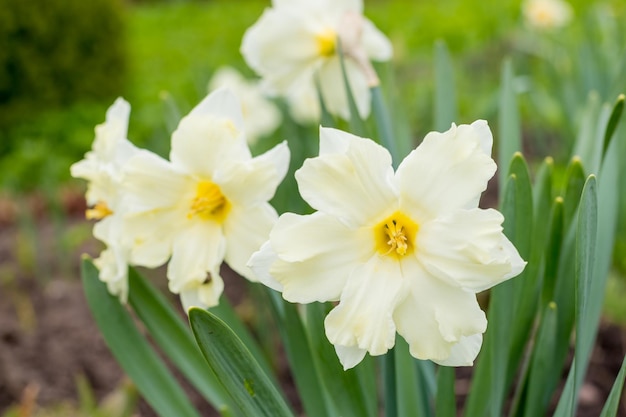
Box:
73, 0, 526, 369
72, 88, 290, 309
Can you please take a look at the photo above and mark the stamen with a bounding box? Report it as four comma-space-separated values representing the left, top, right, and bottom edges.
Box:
316, 28, 337, 57
188, 180, 229, 221
86, 201, 113, 220
374, 211, 419, 258
385, 220, 408, 256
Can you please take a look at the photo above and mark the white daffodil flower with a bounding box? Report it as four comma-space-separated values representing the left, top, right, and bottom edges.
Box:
241, 0, 392, 121
121, 88, 290, 310
70, 98, 139, 302
249, 121, 526, 369
208, 66, 282, 145
522, 0, 573, 30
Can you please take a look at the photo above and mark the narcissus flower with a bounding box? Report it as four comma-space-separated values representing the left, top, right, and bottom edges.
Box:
70, 98, 139, 302
522, 0, 573, 30
121, 88, 290, 310
241, 0, 392, 120
208, 66, 281, 145
249, 122, 526, 369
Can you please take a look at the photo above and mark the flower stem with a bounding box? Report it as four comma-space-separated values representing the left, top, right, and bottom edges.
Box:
384, 349, 398, 417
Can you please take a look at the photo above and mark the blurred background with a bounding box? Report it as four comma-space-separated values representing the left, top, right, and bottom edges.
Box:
0, 0, 625, 415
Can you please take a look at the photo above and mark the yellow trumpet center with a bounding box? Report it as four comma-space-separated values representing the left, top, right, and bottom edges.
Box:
374, 211, 419, 258
316, 28, 337, 57
86, 201, 113, 220
188, 180, 230, 222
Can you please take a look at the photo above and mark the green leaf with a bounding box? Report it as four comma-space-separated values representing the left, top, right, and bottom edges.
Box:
126, 268, 235, 414
189, 308, 294, 417
554, 175, 598, 417
395, 339, 433, 417
522, 302, 558, 417
562, 156, 586, 229
497, 58, 521, 195
266, 292, 330, 417
435, 367, 456, 417
542, 197, 564, 306
602, 94, 625, 162
433, 40, 457, 132
599, 355, 626, 417
371, 85, 399, 166
305, 302, 377, 417
81, 258, 200, 417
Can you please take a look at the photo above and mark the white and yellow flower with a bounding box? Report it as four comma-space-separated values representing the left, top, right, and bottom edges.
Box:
249, 121, 526, 369
208, 66, 282, 145
522, 0, 573, 30
70, 98, 139, 302
241, 0, 392, 121
121, 88, 290, 310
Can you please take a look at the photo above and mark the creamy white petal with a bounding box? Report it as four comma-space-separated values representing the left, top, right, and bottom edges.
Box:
216, 141, 289, 207
123, 150, 192, 212
92, 98, 131, 159
318, 57, 370, 119
267, 213, 370, 303
417, 208, 526, 292
248, 241, 283, 292
325, 256, 408, 358
180, 275, 225, 310
361, 18, 393, 61
124, 208, 182, 268
433, 334, 483, 367
334, 344, 367, 370
94, 245, 129, 303
394, 259, 487, 362
170, 90, 250, 178
223, 203, 278, 281
241, 7, 321, 94
396, 121, 496, 220
296, 129, 397, 227
167, 220, 226, 294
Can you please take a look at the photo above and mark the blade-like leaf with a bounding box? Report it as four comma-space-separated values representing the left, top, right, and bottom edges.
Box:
498, 58, 521, 195
602, 94, 625, 161
127, 268, 236, 414
189, 308, 294, 417
435, 366, 456, 417
433, 39, 457, 132
599, 355, 626, 417
81, 258, 200, 417
395, 339, 433, 417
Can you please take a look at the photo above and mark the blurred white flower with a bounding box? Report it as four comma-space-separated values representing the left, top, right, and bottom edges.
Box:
522, 0, 573, 30
241, 0, 392, 121
121, 88, 290, 310
249, 121, 526, 369
70, 98, 139, 302
208, 66, 281, 145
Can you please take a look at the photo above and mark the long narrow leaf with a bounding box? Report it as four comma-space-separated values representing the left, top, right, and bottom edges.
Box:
498, 58, 521, 195
189, 308, 294, 417
599, 355, 626, 417
433, 40, 457, 132
127, 268, 236, 414
81, 258, 200, 417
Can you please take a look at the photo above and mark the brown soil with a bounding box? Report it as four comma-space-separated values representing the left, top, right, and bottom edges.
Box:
0, 193, 625, 416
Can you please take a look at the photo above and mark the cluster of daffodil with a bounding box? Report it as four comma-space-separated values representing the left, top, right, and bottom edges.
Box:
74, 0, 626, 416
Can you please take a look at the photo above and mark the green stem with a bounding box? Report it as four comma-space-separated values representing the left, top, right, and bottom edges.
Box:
384, 349, 398, 417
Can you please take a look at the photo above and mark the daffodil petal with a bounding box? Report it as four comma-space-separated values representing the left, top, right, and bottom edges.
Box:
362, 18, 393, 61
123, 150, 192, 211
167, 221, 226, 294
296, 128, 396, 227
433, 333, 483, 367
318, 57, 370, 120
248, 241, 283, 292
417, 208, 526, 292
394, 261, 486, 362
180, 275, 225, 310
216, 141, 289, 206
170, 89, 250, 178
94, 246, 129, 303
334, 344, 367, 370
396, 120, 496, 220
124, 208, 181, 268
325, 256, 407, 358
223, 203, 278, 281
